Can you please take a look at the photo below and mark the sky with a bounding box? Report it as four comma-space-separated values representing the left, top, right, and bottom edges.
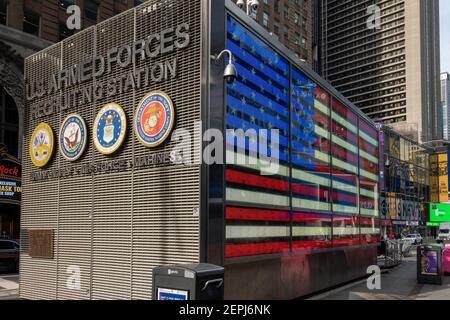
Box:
441, 0, 450, 73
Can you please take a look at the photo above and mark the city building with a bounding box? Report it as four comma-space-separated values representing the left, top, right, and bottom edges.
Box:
442, 72, 450, 140
0, 0, 145, 242
318, 0, 442, 143
231, 0, 314, 67
0, 0, 145, 157
0, 144, 21, 240
379, 125, 432, 238
1, 0, 144, 43
20, 0, 380, 300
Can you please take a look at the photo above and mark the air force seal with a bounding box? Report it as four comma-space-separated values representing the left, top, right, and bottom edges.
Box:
59, 114, 87, 161
29, 123, 54, 168
93, 103, 127, 155
134, 91, 175, 148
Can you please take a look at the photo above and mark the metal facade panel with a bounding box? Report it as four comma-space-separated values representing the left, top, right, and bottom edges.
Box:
57, 176, 92, 300
131, 0, 202, 300
92, 172, 132, 300
21, 43, 62, 300
22, 0, 203, 300
56, 26, 96, 301
132, 166, 200, 299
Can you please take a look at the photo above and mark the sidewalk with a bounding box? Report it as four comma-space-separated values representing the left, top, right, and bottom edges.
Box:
312, 256, 450, 300
0, 274, 19, 300
1, 260, 449, 300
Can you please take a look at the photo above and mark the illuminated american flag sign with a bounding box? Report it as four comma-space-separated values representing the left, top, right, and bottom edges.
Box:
225, 16, 380, 259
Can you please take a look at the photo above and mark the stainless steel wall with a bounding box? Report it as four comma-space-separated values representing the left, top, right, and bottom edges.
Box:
21, 0, 203, 300
224, 246, 378, 300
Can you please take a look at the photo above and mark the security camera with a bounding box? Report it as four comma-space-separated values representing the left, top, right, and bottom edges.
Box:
224, 63, 238, 84
214, 50, 238, 84
250, 0, 259, 12
236, 0, 245, 9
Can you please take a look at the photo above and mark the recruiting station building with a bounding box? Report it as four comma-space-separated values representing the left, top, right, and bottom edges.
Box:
21, 0, 380, 300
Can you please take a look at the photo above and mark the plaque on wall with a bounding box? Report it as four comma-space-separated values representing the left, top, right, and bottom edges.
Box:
29, 230, 54, 259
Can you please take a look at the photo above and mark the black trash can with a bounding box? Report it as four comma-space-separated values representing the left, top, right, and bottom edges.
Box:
417, 244, 444, 285
152, 263, 225, 300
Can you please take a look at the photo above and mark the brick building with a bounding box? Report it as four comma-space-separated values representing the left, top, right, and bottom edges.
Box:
1, 0, 143, 42
0, 0, 144, 240
231, 0, 314, 67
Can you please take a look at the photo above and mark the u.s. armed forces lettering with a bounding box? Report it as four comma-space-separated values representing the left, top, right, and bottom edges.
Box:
28, 60, 178, 120
26, 23, 190, 120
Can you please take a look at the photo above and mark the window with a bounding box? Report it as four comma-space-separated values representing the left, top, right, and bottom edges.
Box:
331, 98, 360, 247
0, 241, 15, 250
294, 12, 299, 25
294, 32, 300, 45
226, 15, 291, 258
273, 19, 280, 35
60, 0, 75, 9
283, 25, 289, 39
0, 87, 19, 158
0, 0, 6, 25
85, 0, 99, 22
301, 37, 307, 49
262, 12, 269, 29
23, 10, 40, 36
359, 120, 380, 244
291, 69, 332, 251
303, 0, 308, 11
274, 0, 280, 13
59, 22, 75, 41
302, 17, 307, 31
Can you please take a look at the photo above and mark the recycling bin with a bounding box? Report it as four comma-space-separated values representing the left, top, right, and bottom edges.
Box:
417, 244, 444, 285
152, 263, 225, 300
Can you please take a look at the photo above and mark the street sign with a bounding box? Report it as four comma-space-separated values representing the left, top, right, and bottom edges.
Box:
0, 159, 21, 205
426, 222, 440, 227
429, 203, 450, 222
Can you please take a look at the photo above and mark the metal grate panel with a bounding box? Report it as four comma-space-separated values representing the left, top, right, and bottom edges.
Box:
22, 0, 203, 300
21, 41, 62, 299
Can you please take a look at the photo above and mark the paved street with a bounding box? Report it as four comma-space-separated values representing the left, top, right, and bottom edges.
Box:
312, 255, 450, 300
0, 273, 19, 300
